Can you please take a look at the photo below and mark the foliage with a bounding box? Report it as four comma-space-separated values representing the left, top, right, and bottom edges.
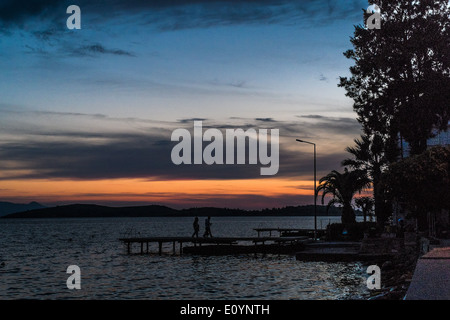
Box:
382, 146, 450, 227
342, 133, 391, 224
317, 168, 371, 224
339, 0, 450, 155
355, 196, 374, 222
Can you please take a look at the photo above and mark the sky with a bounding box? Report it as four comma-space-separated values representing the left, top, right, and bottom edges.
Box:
0, 0, 370, 209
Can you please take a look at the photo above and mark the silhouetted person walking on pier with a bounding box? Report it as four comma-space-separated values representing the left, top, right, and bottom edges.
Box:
192, 216, 200, 238
203, 216, 213, 237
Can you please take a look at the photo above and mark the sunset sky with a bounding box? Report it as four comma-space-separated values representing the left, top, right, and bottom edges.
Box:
0, 0, 369, 209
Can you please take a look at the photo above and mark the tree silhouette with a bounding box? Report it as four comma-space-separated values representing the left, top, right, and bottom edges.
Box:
339, 0, 450, 156
355, 196, 374, 223
342, 133, 390, 224
317, 168, 371, 224
383, 146, 450, 232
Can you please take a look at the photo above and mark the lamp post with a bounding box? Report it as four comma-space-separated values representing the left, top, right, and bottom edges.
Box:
296, 139, 317, 240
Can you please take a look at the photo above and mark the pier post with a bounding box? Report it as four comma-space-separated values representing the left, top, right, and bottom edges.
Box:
140, 242, 144, 254
127, 242, 131, 254
146, 242, 149, 253
158, 242, 162, 255
173, 241, 176, 255
180, 242, 183, 255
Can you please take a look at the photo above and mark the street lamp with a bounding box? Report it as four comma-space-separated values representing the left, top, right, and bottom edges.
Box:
296, 139, 317, 241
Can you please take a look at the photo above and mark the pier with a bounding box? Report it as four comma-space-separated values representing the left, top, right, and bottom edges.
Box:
119, 236, 310, 255
253, 228, 326, 238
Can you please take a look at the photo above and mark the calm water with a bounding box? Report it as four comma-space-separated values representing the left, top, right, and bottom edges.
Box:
0, 216, 371, 300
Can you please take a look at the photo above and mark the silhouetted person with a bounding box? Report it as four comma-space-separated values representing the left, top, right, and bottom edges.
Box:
192, 216, 200, 238
203, 216, 213, 237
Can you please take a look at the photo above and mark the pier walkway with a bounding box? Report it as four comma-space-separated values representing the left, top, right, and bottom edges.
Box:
253, 228, 326, 238
119, 236, 309, 255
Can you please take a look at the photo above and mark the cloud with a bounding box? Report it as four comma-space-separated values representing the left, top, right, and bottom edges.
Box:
255, 118, 276, 122
139, 0, 363, 31
0, 110, 361, 181
178, 118, 208, 124
33, 28, 60, 41
24, 44, 50, 55
209, 79, 253, 90
297, 114, 362, 135
0, 0, 364, 30
72, 43, 135, 57
229, 80, 247, 88
0, 0, 64, 26
319, 73, 329, 82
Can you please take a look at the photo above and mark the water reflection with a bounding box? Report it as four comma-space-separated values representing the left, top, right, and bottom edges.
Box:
0, 217, 370, 299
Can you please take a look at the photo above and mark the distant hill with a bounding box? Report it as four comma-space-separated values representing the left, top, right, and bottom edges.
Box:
1, 203, 354, 219
0, 201, 46, 217
2, 204, 177, 219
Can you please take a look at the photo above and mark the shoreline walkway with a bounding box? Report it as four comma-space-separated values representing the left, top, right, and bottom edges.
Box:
405, 246, 450, 300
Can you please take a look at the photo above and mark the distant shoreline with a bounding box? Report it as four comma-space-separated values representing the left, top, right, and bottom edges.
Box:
1, 203, 362, 219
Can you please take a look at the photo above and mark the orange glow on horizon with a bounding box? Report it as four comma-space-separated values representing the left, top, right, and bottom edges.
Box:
0, 178, 315, 206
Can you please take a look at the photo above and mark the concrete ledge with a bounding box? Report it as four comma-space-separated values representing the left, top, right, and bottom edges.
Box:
421, 247, 450, 259
405, 247, 450, 300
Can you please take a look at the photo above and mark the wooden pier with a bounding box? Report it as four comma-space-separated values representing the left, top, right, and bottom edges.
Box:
119, 236, 310, 255
253, 228, 326, 238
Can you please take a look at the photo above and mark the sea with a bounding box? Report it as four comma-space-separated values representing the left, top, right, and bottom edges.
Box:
0, 216, 372, 300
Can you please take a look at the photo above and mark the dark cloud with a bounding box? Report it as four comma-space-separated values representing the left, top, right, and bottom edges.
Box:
178, 118, 208, 124
33, 28, 59, 40
142, 0, 363, 31
229, 80, 247, 88
0, 113, 358, 182
0, 132, 259, 181
300, 115, 325, 119
255, 118, 276, 122
319, 73, 329, 82
209, 79, 252, 90
24, 44, 49, 55
72, 43, 135, 57
0, 0, 363, 30
0, 0, 65, 25
297, 114, 362, 135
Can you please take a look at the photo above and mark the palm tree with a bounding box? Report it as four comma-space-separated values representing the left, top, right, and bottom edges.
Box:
317, 168, 371, 224
355, 196, 374, 223
342, 133, 388, 225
